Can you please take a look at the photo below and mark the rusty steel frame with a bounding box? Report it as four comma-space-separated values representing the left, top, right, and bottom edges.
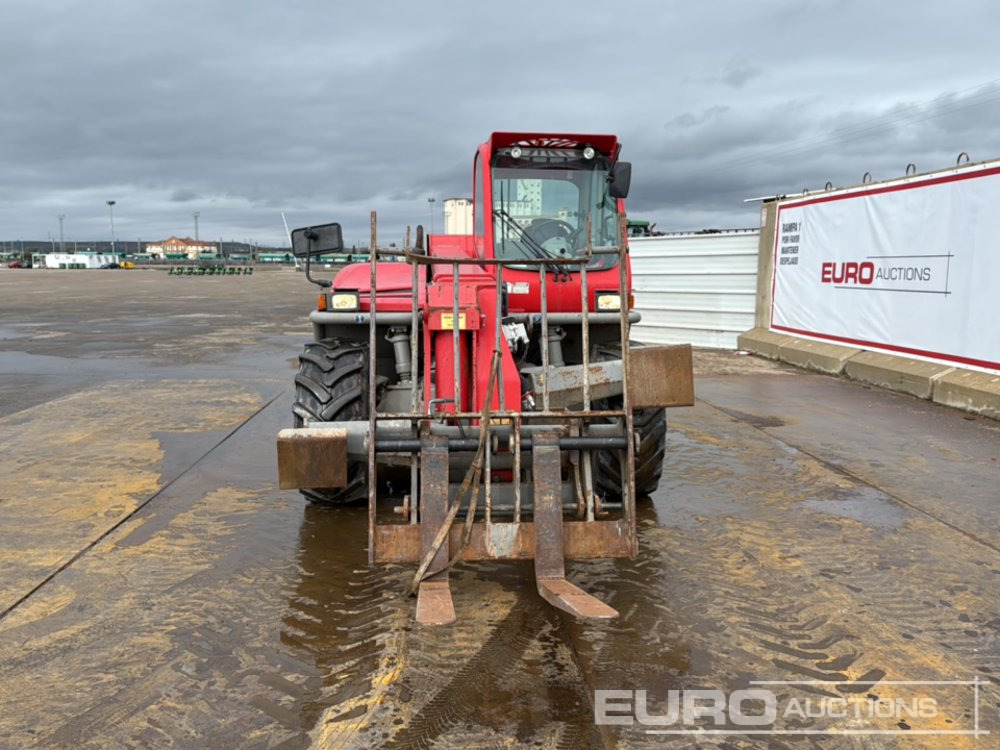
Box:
373, 518, 634, 562
364, 211, 637, 568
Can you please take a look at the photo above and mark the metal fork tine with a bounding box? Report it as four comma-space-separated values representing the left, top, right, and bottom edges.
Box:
494, 266, 504, 411
582, 215, 592, 411
513, 416, 521, 523
452, 264, 461, 415
533, 431, 616, 619
539, 264, 549, 412
368, 211, 378, 565
617, 213, 637, 555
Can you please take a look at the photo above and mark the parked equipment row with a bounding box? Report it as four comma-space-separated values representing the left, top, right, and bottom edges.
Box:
167, 266, 254, 276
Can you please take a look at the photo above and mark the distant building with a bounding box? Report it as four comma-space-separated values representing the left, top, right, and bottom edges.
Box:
145, 236, 218, 259
40, 253, 119, 269
443, 198, 473, 234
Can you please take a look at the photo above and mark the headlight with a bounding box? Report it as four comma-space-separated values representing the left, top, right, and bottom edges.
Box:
510, 146, 522, 159
595, 293, 622, 311
583, 146, 595, 160
330, 291, 360, 311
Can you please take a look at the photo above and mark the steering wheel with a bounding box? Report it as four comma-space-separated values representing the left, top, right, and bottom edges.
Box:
525, 218, 577, 246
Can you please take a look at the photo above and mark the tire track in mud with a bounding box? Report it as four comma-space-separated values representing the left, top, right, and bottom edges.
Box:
148, 550, 416, 750
286, 560, 411, 748
0, 385, 411, 749
0, 389, 282, 624
309, 563, 602, 749
555, 408, 999, 748
0, 499, 415, 750
704, 399, 1000, 696
564, 529, 880, 749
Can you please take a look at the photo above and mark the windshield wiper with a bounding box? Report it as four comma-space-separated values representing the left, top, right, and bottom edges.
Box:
492, 207, 561, 275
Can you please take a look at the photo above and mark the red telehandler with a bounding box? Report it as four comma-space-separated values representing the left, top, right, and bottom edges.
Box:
278, 133, 693, 624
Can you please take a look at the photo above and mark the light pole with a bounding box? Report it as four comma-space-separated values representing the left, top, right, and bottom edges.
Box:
193, 211, 200, 242
106, 200, 117, 255
427, 197, 436, 235
58, 214, 65, 253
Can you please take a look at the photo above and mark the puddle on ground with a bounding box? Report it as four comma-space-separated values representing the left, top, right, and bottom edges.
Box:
655, 428, 758, 529
801, 485, 908, 529
0, 327, 32, 341
715, 406, 786, 428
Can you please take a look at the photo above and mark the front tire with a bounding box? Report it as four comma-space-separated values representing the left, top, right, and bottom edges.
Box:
592, 344, 668, 502
292, 339, 369, 505
593, 405, 667, 502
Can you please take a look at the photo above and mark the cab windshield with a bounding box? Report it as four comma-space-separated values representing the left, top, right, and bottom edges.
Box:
491, 153, 621, 269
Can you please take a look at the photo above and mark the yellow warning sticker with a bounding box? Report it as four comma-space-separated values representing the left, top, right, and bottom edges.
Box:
440, 312, 467, 330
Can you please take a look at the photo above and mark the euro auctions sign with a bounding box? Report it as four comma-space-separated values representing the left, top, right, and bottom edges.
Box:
770, 163, 1000, 373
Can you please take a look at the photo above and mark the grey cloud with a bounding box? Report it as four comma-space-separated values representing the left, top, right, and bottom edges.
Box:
170, 189, 199, 203
691, 59, 763, 90
2, 0, 1000, 245
720, 62, 762, 89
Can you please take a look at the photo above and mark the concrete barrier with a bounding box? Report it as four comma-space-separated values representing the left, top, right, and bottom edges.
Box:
738, 326, 1000, 420
736, 328, 789, 360
932, 369, 1000, 420
844, 352, 953, 400
777, 338, 859, 375
739, 327, 858, 374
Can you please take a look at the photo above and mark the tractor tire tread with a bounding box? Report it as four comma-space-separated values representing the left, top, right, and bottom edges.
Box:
291, 339, 369, 505
592, 343, 668, 502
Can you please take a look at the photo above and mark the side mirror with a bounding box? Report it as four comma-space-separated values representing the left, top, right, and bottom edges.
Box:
291, 222, 344, 258
608, 161, 632, 200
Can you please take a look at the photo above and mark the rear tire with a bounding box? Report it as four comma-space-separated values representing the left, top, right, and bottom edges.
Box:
292, 339, 369, 505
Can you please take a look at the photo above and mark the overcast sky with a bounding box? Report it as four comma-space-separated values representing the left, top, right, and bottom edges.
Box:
3, 0, 1000, 247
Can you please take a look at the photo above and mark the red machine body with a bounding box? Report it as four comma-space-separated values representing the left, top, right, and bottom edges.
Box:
330, 132, 632, 415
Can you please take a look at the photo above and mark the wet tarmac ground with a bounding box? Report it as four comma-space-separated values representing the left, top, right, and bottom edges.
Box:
0, 269, 997, 749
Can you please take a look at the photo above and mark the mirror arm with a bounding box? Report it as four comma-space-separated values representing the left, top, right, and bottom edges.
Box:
304, 244, 331, 288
